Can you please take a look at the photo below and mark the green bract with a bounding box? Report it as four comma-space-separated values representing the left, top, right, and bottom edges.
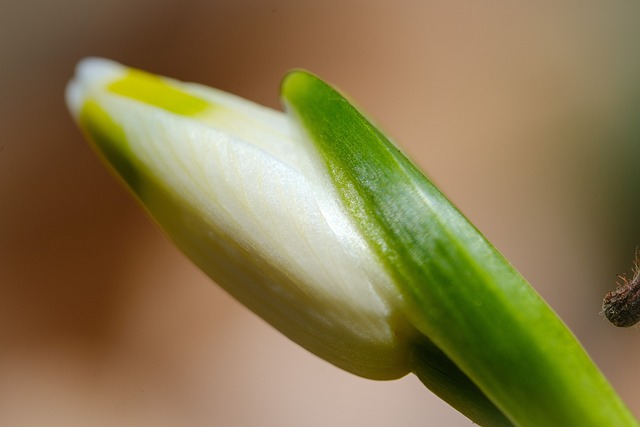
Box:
67, 58, 637, 427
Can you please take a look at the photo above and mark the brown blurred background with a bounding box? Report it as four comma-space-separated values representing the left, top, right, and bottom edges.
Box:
2, 1, 640, 426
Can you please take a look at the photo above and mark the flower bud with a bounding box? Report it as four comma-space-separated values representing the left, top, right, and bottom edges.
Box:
66, 58, 409, 379
67, 58, 637, 427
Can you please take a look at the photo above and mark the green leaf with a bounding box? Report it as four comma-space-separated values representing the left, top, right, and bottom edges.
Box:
281, 70, 637, 427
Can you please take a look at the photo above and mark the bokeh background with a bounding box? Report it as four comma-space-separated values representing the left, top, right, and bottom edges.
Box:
2, 1, 640, 426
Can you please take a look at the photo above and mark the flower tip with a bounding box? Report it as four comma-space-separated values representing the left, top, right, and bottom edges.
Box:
65, 57, 127, 117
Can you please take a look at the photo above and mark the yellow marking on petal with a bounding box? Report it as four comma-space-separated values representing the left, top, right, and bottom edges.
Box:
108, 69, 210, 116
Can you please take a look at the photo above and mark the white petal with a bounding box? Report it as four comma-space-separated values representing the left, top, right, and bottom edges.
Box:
67, 59, 410, 378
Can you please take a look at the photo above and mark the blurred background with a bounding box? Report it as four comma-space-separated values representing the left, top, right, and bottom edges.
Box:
2, 1, 640, 426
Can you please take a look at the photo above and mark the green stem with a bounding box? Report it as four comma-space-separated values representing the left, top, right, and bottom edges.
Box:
411, 338, 513, 427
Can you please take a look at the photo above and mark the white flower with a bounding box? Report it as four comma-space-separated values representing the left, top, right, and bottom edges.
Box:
66, 58, 408, 379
